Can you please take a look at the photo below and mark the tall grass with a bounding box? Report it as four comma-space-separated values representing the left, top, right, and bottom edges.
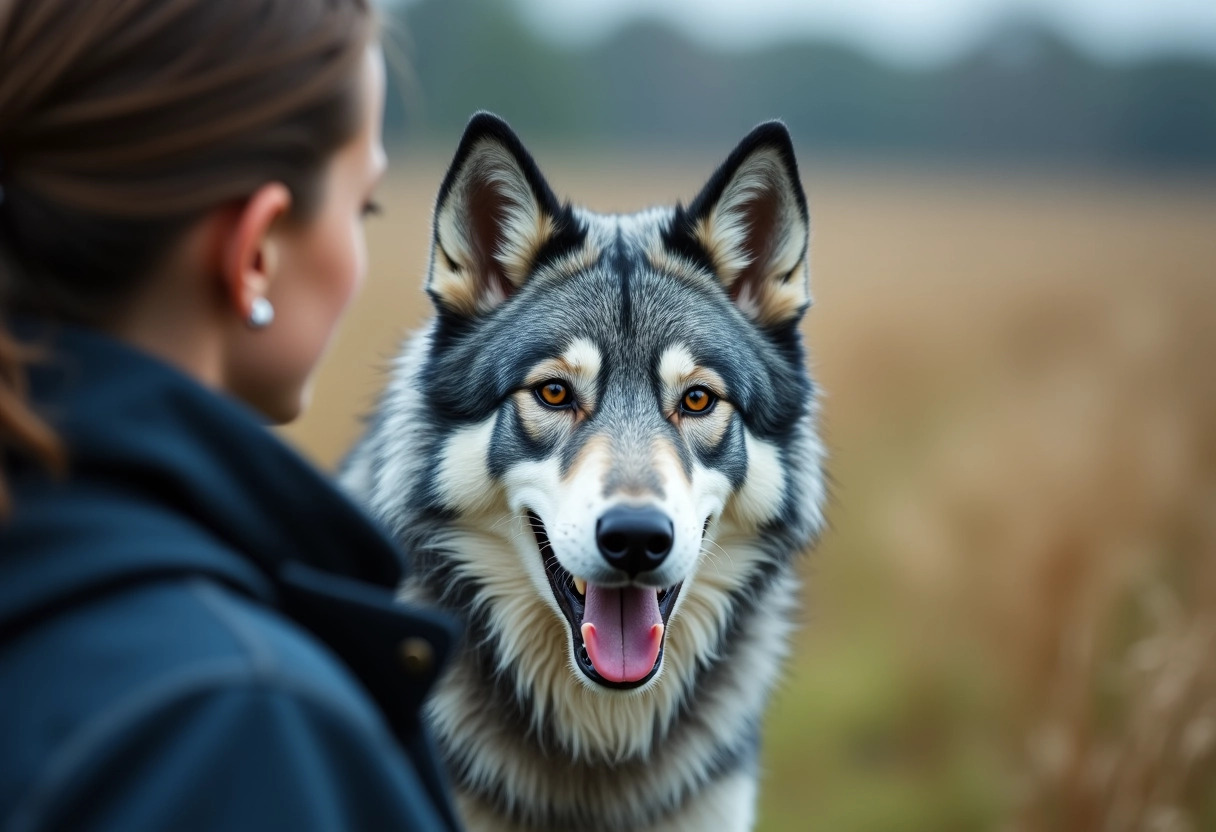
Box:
762, 171, 1216, 831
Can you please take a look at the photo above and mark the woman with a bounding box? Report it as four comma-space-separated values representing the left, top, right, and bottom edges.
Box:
0, 2, 460, 830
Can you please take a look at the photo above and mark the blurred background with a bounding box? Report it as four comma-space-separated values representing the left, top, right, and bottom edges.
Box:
281, 1, 1216, 829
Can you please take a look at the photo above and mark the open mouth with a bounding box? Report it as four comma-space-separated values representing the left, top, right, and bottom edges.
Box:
527, 511, 682, 689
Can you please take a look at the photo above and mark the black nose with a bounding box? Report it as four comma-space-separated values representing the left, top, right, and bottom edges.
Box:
596, 506, 674, 577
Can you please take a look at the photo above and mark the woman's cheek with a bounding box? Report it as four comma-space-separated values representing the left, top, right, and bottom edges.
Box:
347, 218, 369, 303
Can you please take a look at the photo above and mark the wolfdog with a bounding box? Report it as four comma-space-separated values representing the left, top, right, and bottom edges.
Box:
342, 113, 826, 832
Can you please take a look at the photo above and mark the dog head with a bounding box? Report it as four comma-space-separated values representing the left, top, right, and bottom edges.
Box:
410, 113, 817, 695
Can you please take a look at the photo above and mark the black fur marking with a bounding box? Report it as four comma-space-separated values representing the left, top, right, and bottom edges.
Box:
486, 401, 552, 480
530, 209, 588, 277
659, 200, 716, 277
428, 306, 480, 356
612, 227, 633, 334
699, 415, 748, 489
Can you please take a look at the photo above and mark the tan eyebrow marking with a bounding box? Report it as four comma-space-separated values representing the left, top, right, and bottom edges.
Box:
523, 337, 603, 414
656, 344, 728, 411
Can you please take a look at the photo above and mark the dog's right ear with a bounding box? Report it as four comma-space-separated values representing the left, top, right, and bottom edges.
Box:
427, 113, 579, 318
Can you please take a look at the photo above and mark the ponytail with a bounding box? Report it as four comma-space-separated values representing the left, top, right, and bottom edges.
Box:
0, 316, 64, 518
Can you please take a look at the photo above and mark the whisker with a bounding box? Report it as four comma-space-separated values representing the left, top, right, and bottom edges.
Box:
699, 546, 725, 577
489, 514, 523, 533
703, 538, 735, 566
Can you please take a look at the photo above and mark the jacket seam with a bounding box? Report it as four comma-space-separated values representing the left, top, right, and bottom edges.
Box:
185, 580, 383, 737
188, 580, 279, 679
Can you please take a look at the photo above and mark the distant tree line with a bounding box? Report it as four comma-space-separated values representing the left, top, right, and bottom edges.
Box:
385, 0, 1216, 169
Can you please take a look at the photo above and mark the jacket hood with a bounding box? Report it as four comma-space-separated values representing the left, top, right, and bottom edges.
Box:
0, 320, 405, 639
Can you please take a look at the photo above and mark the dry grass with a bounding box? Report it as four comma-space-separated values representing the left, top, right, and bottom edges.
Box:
281, 156, 1216, 831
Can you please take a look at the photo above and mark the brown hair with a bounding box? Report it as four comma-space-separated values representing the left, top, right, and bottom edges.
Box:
0, 0, 378, 516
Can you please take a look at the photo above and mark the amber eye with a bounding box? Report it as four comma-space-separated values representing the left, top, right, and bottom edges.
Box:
536, 381, 573, 409
681, 387, 716, 415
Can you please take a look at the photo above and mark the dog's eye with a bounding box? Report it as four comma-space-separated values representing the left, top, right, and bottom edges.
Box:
681, 387, 716, 415
536, 381, 573, 409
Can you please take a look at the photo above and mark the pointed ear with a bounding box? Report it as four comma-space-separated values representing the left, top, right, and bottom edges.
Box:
427, 112, 581, 318
667, 121, 810, 327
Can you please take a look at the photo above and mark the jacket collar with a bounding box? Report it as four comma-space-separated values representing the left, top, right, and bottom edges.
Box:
0, 319, 405, 634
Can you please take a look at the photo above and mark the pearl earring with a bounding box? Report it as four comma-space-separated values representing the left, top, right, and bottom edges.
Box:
247, 297, 275, 330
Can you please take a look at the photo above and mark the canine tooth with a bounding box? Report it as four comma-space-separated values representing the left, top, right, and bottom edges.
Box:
573, 577, 586, 596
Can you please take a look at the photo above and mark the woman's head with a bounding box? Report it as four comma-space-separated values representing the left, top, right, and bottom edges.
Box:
0, 0, 385, 509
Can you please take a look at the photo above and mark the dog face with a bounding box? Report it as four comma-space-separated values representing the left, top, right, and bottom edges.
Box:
415, 114, 813, 692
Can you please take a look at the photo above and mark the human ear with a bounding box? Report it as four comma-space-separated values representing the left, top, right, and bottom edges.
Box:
219, 183, 293, 322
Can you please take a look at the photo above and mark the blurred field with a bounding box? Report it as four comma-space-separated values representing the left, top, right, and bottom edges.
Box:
281, 156, 1216, 832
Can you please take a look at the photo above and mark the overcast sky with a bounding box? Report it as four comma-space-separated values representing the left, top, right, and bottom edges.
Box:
505, 0, 1216, 64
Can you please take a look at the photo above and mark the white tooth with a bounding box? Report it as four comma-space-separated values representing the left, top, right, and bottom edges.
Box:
573, 577, 587, 596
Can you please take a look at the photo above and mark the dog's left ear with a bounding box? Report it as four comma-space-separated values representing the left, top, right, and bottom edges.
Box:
667, 121, 810, 327
427, 112, 580, 318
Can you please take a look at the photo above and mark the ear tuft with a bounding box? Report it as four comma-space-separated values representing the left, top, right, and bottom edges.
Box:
428, 113, 581, 318
668, 121, 810, 327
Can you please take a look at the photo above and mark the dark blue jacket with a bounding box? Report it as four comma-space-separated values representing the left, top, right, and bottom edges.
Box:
0, 322, 462, 832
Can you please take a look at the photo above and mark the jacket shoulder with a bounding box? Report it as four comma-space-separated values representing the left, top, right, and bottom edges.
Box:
0, 579, 437, 832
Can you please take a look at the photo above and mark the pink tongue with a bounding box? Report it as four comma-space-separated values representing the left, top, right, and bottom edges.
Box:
580, 584, 663, 683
